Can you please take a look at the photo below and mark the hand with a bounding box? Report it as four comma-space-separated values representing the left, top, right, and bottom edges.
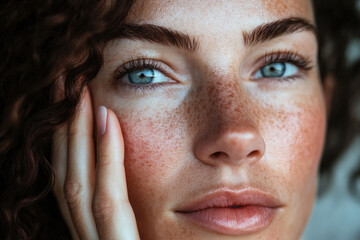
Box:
52, 87, 140, 240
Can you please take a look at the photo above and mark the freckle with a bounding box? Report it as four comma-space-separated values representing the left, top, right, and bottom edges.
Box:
263, 0, 289, 15
263, 0, 311, 17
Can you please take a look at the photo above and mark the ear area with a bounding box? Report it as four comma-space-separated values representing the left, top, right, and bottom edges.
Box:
323, 74, 336, 117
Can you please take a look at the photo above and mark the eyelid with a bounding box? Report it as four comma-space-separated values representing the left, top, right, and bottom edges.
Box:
261, 50, 313, 69
250, 50, 314, 80
114, 58, 176, 81
112, 58, 180, 94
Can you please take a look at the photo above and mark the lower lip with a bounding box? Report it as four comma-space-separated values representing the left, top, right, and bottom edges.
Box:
179, 206, 277, 235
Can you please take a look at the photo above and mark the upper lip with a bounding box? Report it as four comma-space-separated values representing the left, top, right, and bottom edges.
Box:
177, 187, 282, 213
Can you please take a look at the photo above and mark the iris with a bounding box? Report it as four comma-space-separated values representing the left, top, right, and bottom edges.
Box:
261, 63, 286, 78
128, 69, 155, 84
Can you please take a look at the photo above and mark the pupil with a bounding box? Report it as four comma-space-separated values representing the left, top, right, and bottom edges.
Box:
261, 63, 285, 77
128, 69, 154, 84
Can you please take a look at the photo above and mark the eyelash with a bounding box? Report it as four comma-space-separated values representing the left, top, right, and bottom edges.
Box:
114, 58, 171, 92
257, 50, 313, 80
114, 51, 313, 92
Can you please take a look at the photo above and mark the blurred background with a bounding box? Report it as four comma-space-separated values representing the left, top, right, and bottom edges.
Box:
304, 2, 360, 237
305, 137, 360, 239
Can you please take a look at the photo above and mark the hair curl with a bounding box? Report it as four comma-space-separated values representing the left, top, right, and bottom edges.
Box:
0, 0, 134, 238
0, 0, 359, 239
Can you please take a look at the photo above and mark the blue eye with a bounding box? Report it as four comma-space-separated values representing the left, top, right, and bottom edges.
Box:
126, 69, 168, 85
254, 62, 299, 79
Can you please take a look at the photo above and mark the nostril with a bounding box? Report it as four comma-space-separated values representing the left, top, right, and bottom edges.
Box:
210, 151, 224, 159
247, 150, 260, 160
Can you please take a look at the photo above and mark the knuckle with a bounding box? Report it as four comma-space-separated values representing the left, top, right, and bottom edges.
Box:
92, 194, 117, 222
63, 180, 84, 206
97, 157, 112, 169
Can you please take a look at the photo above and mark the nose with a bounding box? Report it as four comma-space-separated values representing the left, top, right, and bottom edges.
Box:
194, 122, 265, 166
192, 77, 266, 166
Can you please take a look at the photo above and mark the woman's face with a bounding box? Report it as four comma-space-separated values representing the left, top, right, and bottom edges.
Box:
89, 0, 326, 239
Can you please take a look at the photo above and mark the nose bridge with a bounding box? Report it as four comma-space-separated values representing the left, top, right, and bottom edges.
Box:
205, 77, 255, 128
193, 76, 265, 166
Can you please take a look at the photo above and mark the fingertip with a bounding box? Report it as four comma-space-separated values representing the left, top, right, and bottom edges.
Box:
96, 108, 124, 162
80, 86, 92, 110
96, 107, 124, 158
96, 106, 107, 138
107, 109, 124, 140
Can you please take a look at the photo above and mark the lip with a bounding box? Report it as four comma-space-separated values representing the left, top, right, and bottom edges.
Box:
176, 188, 282, 235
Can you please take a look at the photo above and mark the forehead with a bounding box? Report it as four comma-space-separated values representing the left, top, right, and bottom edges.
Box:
127, 0, 314, 29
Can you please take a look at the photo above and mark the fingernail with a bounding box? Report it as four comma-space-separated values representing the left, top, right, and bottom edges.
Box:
96, 106, 107, 137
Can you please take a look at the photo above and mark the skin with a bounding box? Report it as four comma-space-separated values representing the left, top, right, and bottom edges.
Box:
52, 0, 329, 239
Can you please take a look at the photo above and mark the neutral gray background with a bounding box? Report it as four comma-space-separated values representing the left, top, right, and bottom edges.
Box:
304, 137, 360, 240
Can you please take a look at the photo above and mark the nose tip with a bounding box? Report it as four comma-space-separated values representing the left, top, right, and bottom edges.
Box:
195, 127, 266, 166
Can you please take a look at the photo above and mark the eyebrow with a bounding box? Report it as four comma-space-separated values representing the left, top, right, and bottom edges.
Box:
117, 17, 317, 52
242, 17, 318, 47
117, 23, 200, 52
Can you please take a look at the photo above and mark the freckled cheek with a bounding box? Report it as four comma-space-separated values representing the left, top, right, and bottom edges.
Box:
113, 110, 187, 214
278, 104, 326, 232
265, 103, 326, 191
290, 108, 326, 182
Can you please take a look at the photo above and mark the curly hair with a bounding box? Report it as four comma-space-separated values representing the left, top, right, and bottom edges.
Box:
0, 0, 359, 239
0, 0, 134, 238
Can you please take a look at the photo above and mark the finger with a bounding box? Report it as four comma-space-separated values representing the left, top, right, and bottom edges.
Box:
52, 123, 80, 240
53, 123, 68, 198
93, 107, 140, 240
64, 87, 98, 240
